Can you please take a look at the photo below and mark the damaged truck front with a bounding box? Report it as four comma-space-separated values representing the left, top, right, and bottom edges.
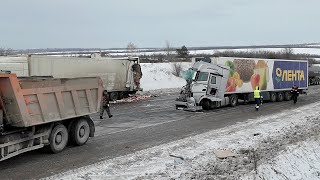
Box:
176, 61, 230, 111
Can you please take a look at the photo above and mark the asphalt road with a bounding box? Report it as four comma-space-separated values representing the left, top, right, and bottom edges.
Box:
0, 86, 319, 180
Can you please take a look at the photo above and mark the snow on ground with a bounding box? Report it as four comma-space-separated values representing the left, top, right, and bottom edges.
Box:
46, 101, 320, 180
107, 48, 320, 56
140, 62, 191, 91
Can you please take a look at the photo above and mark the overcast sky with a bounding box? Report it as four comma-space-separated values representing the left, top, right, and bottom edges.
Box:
0, 0, 319, 49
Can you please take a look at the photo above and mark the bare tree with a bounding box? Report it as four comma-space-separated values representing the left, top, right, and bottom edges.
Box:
165, 40, 173, 61
0, 48, 4, 56
127, 42, 137, 56
0, 47, 13, 56
171, 62, 183, 77
281, 48, 294, 59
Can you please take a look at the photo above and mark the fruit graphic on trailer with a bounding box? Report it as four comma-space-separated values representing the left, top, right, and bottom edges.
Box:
254, 60, 268, 90
226, 77, 237, 92
251, 73, 260, 90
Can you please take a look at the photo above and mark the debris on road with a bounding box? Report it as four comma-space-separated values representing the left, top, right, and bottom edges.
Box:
169, 154, 185, 160
112, 94, 152, 103
213, 149, 237, 159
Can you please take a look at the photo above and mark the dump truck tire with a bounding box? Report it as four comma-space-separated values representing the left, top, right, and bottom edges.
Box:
70, 118, 90, 146
49, 124, 69, 153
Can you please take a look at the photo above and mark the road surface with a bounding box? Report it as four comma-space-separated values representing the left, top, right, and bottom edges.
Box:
0, 86, 319, 179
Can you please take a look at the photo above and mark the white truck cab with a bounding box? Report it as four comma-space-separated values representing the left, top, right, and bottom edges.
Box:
176, 61, 230, 110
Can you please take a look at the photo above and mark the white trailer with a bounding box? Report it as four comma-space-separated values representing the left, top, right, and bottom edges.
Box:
0, 55, 142, 100
177, 57, 308, 110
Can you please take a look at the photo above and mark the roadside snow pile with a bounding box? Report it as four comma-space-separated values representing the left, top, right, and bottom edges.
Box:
140, 62, 191, 91
46, 102, 320, 180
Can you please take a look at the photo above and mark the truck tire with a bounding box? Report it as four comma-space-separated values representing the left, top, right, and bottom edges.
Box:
277, 92, 284, 102
118, 91, 125, 100
284, 92, 291, 101
70, 118, 90, 146
49, 124, 69, 153
202, 99, 211, 110
109, 92, 118, 101
229, 94, 238, 107
270, 92, 277, 102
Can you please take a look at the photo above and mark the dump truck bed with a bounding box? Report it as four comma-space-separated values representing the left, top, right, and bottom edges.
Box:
0, 74, 103, 127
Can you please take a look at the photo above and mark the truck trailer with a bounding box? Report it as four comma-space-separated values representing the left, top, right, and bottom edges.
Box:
0, 73, 103, 161
176, 57, 308, 110
0, 55, 142, 101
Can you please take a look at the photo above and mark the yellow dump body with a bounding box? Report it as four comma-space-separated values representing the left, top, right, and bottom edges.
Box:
0, 73, 103, 127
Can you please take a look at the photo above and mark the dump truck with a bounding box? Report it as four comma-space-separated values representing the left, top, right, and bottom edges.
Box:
0, 73, 103, 161
308, 65, 320, 85
0, 55, 142, 101
176, 57, 308, 110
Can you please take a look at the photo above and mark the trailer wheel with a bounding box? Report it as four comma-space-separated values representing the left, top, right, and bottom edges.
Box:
284, 92, 291, 101
49, 124, 69, 153
277, 92, 284, 102
229, 94, 238, 107
270, 92, 277, 102
70, 119, 90, 146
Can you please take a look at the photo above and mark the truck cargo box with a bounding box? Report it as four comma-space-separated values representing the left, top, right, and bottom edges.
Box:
0, 73, 103, 127
27, 55, 138, 92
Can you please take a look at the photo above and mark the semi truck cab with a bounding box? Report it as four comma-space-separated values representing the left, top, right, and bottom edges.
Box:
176, 61, 230, 110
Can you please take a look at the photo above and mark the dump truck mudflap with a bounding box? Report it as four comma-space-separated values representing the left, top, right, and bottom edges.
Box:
84, 116, 95, 137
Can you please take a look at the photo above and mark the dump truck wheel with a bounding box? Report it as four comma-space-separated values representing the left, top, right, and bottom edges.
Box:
71, 119, 90, 146
49, 124, 68, 153
277, 92, 284, 102
270, 92, 277, 102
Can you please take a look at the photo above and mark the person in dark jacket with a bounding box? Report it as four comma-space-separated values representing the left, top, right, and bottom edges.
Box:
291, 85, 299, 104
100, 90, 113, 119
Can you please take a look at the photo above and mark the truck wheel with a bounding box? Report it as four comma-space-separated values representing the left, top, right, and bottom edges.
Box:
229, 95, 238, 107
118, 91, 125, 100
277, 92, 284, 102
70, 119, 90, 146
49, 124, 69, 153
202, 100, 211, 110
270, 92, 277, 102
284, 92, 291, 101
109, 92, 118, 101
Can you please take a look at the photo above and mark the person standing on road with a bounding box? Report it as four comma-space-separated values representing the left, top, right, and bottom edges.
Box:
100, 90, 113, 119
254, 86, 262, 111
291, 85, 299, 104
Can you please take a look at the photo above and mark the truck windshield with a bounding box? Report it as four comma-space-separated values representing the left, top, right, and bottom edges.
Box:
196, 72, 209, 81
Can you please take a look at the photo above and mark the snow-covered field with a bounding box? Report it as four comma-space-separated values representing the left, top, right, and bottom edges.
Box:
105, 47, 320, 57
44, 62, 320, 180
140, 62, 191, 91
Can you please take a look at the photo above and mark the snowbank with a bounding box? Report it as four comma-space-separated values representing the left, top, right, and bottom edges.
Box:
140, 62, 191, 91
46, 102, 320, 180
